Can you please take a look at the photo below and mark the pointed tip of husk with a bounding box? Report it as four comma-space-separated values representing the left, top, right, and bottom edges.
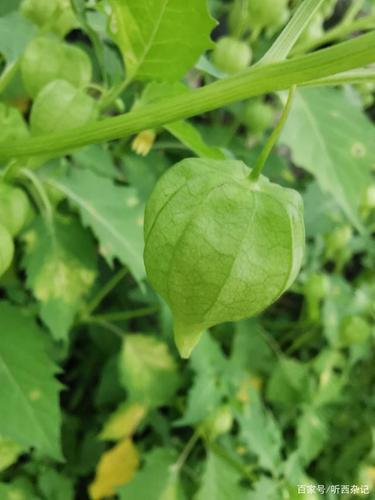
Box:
174, 321, 204, 359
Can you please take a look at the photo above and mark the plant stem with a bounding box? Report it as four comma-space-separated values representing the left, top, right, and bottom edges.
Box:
0, 31, 375, 163
19, 168, 53, 225
99, 78, 132, 111
259, 328, 284, 361
92, 306, 159, 323
80, 317, 126, 338
301, 68, 375, 87
231, 0, 249, 39
71, 0, 109, 86
83, 267, 128, 317
285, 326, 319, 354
293, 14, 375, 55
153, 141, 190, 151
172, 431, 200, 473
0, 61, 20, 95
249, 85, 296, 181
261, 0, 324, 64
343, 0, 366, 24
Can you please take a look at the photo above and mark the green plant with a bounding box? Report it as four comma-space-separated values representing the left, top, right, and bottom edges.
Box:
0, 182, 32, 236
0, 0, 374, 498
211, 37, 252, 74
0, 103, 29, 143
20, 0, 58, 28
243, 99, 275, 134
248, 0, 289, 30
21, 0, 78, 36
0, 224, 14, 277
30, 79, 97, 135
339, 315, 372, 345
21, 36, 92, 98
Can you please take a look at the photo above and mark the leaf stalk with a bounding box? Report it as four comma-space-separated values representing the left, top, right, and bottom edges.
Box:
249, 85, 296, 181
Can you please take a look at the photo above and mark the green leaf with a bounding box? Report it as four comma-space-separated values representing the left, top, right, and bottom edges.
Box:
48, 169, 145, 282
70, 0, 110, 83
297, 406, 328, 465
0, 302, 62, 460
144, 158, 304, 357
23, 217, 97, 341
322, 277, 354, 346
121, 152, 169, 201
0, 0, 22, 16
0, 102, 29, 145
94, 355, 126, 408
281, 87, 375, 230
189, 331, 227, 375
165, 121, 226, 159
0, 478, 40, 500
176, 334, 227, 425
195, 450, 245, 500
0, 435, 23, 472
261, 0, 324, 64
119, 448, 180, 500
248, 477, 280, 500
312, 349, 346, 406
109, 0, 215, 81
176, 373, 222, 426
237, 387, 282, 472
230, 319, 274, 376
0, 12, 36, 64
303, 181, 338, 237
137, 82, 224, 159
72, 145, 119, 179
38, 468, 74, 500
195, 54, 226, 79
119, 335, 180, 408
266, 357, 311, 407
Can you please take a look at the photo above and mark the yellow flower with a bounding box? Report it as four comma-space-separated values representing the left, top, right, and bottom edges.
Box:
131, 129, 156, 156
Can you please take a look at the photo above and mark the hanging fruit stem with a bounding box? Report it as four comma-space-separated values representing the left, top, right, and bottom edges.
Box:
249, 85, 296, 181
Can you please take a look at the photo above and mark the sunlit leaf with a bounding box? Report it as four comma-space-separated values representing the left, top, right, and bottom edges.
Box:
89, 438, 139, 500
0, 436, 23, 472
109, 0, 215, 81
23, 216, 97, 341
119, 335, 180, 408
99, 402, 146, 441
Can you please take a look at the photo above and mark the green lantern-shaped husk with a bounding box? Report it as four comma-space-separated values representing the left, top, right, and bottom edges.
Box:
144, 159, 305, 358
